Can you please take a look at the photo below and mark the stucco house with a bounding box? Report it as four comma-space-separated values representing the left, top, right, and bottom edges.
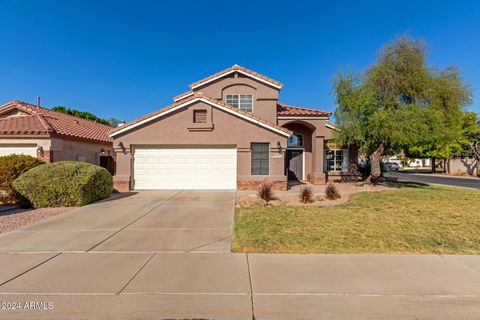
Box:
110, 65, 358, 191
0, 100, 114, 172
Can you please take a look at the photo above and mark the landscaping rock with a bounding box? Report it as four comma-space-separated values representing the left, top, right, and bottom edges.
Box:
254, 199, 268, 206
237, 199, 252, 208
268, 199, 282, 206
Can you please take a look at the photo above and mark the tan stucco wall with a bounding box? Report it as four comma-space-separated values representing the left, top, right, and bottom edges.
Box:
112, 101, 288, 187
50, 137, 113, 165
193, 73, 280, 124
0, 136, 113, 165
0, 137, 51, 149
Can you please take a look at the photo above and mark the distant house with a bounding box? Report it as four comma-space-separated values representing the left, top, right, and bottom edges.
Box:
109, 65, 358, 191
383, 155, 431, 168
0, 100, 114, 173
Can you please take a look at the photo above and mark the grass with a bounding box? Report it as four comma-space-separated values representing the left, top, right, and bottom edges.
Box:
232, 183, 480, 254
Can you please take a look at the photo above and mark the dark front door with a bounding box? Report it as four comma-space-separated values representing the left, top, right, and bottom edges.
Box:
286, 150, 303, 180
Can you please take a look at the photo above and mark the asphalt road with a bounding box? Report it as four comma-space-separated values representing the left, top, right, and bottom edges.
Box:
385, 171, 480, 189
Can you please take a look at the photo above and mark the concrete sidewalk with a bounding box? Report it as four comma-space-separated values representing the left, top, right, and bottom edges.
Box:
1, 253, 480, 319
1, 190, 480, 319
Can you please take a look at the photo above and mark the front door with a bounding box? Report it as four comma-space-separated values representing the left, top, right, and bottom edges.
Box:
286, 150, 303, 180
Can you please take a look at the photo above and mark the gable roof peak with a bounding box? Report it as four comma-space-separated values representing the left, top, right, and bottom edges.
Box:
189, 65, 283, 90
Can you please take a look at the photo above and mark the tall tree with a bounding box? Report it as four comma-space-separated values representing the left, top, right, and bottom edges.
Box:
408, 67, 472, 172
462, 112, 480, 176
334, 36, 471, 182
51, 106, 111, 126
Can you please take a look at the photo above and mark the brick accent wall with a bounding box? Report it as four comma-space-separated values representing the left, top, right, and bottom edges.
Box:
113, 180, 130, 192
237, 180, 288, 191
37, 150, 53, 163
307, 172, 327, 185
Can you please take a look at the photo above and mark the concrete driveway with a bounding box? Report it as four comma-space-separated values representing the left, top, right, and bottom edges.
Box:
0, 190, 236, 253
2, 190, 480, 319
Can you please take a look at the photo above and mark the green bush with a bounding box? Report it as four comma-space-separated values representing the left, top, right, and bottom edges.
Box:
13, 161, 113, 208
0, 154, 44, 203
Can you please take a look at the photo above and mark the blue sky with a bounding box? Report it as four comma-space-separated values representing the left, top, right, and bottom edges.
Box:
1, 0, 479, 122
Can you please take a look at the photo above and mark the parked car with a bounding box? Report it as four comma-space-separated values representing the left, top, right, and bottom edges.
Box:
384, 162, 400, 171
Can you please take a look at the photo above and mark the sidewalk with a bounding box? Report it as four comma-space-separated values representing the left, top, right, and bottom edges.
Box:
1, 252, 480, 319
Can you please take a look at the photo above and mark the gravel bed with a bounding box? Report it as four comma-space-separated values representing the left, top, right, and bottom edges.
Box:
0, 207, 73, 234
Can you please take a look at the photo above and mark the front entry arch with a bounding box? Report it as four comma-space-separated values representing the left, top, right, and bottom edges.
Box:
286, 149, 304, 180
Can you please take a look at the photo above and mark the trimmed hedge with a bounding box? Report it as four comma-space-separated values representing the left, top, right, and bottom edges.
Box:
13, 161, 113, 208
0, 154, 44, 203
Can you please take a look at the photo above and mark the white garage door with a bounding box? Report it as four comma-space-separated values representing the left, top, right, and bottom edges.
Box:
0, 146, 37, 157
133, 147, 237, 190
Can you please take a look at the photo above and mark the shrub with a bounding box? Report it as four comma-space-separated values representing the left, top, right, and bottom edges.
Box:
325, 182, 341, 200
0, 154, 44, 203
258, 182, 275, 203
299, 186, 314, 203
13, 161, 112, 208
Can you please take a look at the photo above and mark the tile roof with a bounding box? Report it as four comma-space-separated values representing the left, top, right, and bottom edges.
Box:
189, 64, 283, 89
0, 100, 113, 143
0, 115, 51, 135
111, 93, 292, 137
277, 102, 331, 117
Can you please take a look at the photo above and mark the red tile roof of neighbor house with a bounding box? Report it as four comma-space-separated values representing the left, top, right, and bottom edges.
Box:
277, 102, 332, 117
0, 100, 113, 143
189, 64, 284, 89
110, 92, 292, 137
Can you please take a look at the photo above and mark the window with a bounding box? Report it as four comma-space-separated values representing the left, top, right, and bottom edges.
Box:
193, 110, 207, 123
225, 94, 253, 112
251, 143, 269, 175
288, 133, 304, 147
326, 149, 343, 172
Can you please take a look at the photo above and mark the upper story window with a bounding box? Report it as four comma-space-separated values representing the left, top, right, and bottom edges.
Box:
288, 133, 304, 148
225, 94, 253, 113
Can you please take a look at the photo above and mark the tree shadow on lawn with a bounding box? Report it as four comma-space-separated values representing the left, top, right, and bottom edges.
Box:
382, 177, 430, 189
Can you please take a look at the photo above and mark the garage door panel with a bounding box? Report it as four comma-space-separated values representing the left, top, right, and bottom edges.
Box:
134, 147, 236, 190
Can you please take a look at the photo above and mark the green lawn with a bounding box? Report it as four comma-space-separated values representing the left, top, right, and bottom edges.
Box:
232, 183, 480, 254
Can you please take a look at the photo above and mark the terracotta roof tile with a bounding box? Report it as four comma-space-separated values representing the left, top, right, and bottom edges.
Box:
277, 102, 331, 117
0, 100, 113, 143
111, 93, 292, 136
0, 115, 51, 135
189, 64, 283, 89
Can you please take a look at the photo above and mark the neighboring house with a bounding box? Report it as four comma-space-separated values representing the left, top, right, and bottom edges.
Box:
110, 65, 358, 191
383, 155, 431, 168
0, 100, 114, 172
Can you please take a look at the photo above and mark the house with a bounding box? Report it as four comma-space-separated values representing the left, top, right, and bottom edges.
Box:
0, 100, 114, 172
383, 155, 431, 168
110, 65, 358, 191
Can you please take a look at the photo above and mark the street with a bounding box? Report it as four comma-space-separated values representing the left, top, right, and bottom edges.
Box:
385, 171, 480, 189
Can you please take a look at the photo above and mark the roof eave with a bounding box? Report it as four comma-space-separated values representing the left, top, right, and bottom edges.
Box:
110, 97, 291, 138
189, 69, 283, 90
